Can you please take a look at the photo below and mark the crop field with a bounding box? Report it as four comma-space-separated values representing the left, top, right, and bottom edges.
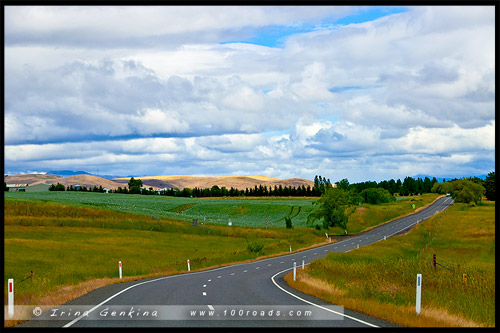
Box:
4, 191, 316, 228
285, 200, 495, 327
4, 192, 439, 232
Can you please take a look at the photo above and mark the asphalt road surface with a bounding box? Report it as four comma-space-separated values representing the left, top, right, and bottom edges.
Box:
18, 195, 454, 328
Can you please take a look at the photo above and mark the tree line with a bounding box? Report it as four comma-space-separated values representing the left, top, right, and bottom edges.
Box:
43, 173, 494, 203
307, 171, 495, 232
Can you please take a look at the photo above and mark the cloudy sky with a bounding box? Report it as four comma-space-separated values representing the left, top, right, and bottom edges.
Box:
4, 5, 495, 183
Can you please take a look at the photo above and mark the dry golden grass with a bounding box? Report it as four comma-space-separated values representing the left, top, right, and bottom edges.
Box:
112, 175, 314, 190
284, 269, 485, 327
6, 173, 315, 192
283, 200, 495, 327
4, 174, 63, 186
5, 174, 125, 190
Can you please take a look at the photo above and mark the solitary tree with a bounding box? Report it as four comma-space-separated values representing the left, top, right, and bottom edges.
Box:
128, 177, 143, 194
307, 187, 358, 232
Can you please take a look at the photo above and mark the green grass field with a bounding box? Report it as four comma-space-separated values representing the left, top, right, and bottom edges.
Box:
285, 200, 495, 327
4, 191, 316, 228
4, 191, 439, 233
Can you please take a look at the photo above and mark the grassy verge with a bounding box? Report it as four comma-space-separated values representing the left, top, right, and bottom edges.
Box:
327, 193, 440, 235
285, 200, 495, 327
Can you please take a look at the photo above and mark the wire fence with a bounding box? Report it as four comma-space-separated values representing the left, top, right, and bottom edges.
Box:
19, 271, 33, 283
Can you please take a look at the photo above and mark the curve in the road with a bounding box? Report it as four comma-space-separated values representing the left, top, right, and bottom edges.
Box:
20, 195, 453, 328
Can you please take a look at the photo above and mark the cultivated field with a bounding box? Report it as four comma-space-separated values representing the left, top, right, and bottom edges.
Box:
4, 192, 439, 231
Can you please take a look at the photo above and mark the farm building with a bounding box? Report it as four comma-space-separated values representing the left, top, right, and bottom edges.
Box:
6, 184, 28, 192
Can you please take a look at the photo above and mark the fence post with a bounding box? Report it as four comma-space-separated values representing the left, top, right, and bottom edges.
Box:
432, 254, 436, 271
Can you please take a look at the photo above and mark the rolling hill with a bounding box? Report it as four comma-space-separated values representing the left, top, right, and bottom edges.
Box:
112, 175, 315, 191
5, 174, 315, 192
4, 174, 125, 190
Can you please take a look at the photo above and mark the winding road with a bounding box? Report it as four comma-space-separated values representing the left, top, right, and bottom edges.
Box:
19, 195, 454, 328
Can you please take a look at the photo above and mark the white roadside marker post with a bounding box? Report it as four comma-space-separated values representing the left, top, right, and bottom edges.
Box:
119, 261, 122, 279
384, 236, 386, 240
8, 279, 14, 318
302, 260, 305, 269
293, 261, 296, 281
416, 274, 422, 315
289, 246, 292, 253
187, 259, 190, 272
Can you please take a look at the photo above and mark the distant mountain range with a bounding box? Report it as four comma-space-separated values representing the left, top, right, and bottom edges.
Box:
45, 170, 119, 179
412, 174, 489, 182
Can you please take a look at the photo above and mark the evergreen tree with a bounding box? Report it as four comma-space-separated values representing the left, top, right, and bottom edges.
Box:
484, 172, 495, 201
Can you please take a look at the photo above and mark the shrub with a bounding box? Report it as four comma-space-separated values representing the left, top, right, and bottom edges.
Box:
246, 240, 264, 254
360, 187, 394, 204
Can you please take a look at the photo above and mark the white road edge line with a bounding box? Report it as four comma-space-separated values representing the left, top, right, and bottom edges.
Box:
63, 274, 177, 327
62, 262, 244, 327
270, 267, 379, 328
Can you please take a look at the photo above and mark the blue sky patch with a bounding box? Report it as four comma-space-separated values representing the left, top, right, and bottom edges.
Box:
220, 6, 408, 48
334, 6, 407, 26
